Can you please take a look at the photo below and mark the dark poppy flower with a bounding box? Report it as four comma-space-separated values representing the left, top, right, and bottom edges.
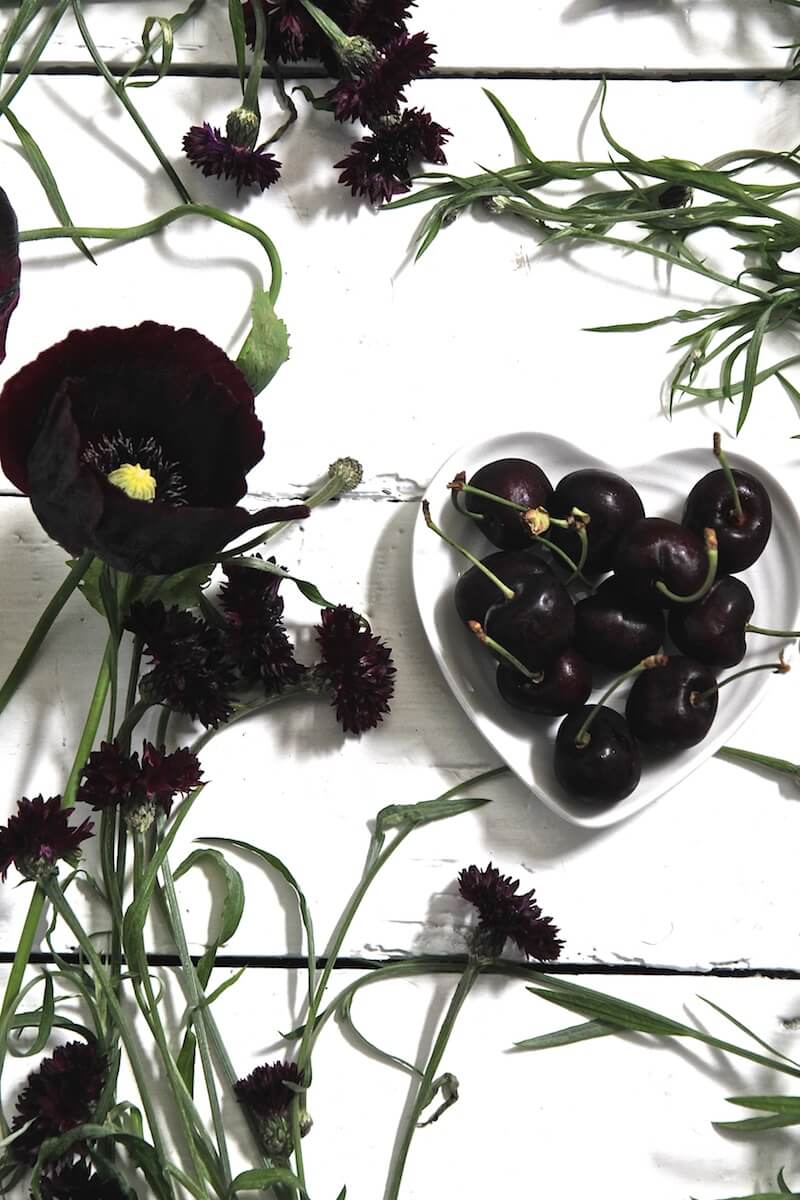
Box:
458, 863, 563, 962
183, 122, 281, 193
333, 32, 436, 124
38, 1159, 129, 1200
0, 187, 20, 363
0, 323, 309, 576
221, 557, 304, 692
235, 1059, 303, 1161
127, 601, 236, 728
0, 796, 93, 883
335, 107, 451, 204
11, 1040, 106, 1165
314, 604, 395, 733
79, 740, 202, 824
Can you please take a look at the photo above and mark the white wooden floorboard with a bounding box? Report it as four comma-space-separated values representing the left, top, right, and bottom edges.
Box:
2, 964, 800, 1198
7, 0, 800, 72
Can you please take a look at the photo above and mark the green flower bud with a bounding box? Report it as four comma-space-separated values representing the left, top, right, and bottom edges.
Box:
226, 107, 260, 149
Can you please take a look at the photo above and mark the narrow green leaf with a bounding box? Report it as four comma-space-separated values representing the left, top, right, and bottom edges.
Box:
173, 848, 244, 951
713, 1113, 800, 1132
3, 107, 95, 263
698, 996, 800, 1068
528, 976, 695, 1037
513, 1018, 618, 1051
236, 290, 290, 396
225, 555, 337, 608
125, 16, 174, 88
376, 795, 490, 834
724, 1095, 800, 1114
776, 370, 800, 416
337, 990, 420, 1077
777, 1167, 794, 1194
482, 89, 540, 164
29, 1124, 172, 1200
737, 301, 775, 431
227, 0, 247, 88
228, 1166, 305, 1194
77, 559, 211, 616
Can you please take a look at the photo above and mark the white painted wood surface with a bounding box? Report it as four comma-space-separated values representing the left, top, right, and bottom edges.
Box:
4, 964, 800, 1198
1, 13, 800, 1197
10, 0, 800, 71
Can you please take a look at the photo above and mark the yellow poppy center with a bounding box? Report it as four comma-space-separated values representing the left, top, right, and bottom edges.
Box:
107, 462, 156, 502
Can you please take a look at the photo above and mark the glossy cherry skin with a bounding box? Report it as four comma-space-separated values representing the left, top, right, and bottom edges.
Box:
486, 573, 575, 672
548, 468, 645, 574
554, 707, 641, 806
613, 517, 708, 606
574, 578, 665, 670
683, 467, 771, 574
464, 458, 554, 550
453, 550, 554, 625
668, 576, 754, 668
496, 648, 592, 715
625, 656, 717, 751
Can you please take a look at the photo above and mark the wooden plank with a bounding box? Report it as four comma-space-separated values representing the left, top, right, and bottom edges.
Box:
2, 963, 800, 1197
5, 0, 800, 72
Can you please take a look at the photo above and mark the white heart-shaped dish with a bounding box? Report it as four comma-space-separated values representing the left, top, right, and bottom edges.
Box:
412, 432, 800, 828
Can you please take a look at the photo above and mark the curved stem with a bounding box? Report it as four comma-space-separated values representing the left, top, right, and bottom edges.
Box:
0, 551, 93, 721
692, 658, 789, 705
70, 0, 192, 204
190, 680, 316, 756
20, 203, 283, 305
746, 623, 800, 638
468, 621, 541, 681
575, 654, 666, 746
422, 501, 514, 600
384, 963, 480, 1200
713, 433, 745, 524
656, 529, 718, 605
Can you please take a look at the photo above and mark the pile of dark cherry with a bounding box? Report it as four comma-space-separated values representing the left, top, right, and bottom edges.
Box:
426, 440, 792, 810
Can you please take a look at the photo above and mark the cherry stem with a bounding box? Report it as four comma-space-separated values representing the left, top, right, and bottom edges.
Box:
717, 745, 799, 779
422, 501, 515, 601
691, 657, 790, 706
656, 528, 718, 604
745, 623, 800, 638
575, 654, 667, 747
713, 432, 745, 525
467, 621, 543, 682
450, 483, 485, 522
448, 477, 528, 513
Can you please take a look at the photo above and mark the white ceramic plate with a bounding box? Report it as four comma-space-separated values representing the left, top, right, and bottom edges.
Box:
412, 432, 800, 828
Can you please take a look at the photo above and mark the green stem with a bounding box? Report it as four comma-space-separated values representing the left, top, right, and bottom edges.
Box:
63, 643, 113, 809
0, 551, 93, 720
717, 745, 799, 778
113, 699, 152, 755
575, 655, 665, 746
156, 705, 172, 747
746, 623, 800, 638
297, 0, 349, 50
692, 659, 789, 705
217, 458, 362, 559
422, 500, 514, 600
0, 0, 69, 111
44, 879, 176, 1191
0, 889, 45, 1021
190, 680, 316, 756
20, 203, 283, 306
70, 0, 192, 204
713, 433, 745, 524
467, 621, 541, 681
243, 0, 267, 113
384, 963, 480, 1200
656, 529, 719, 604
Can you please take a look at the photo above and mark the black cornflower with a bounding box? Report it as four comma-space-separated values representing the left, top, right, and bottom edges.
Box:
127, 601, 237, 728
244, 0, 349, 64
335, 107, 451, 204
346, 0, 414, 49
11, 1040, 106, 1165
235, 1060, 303, 1162
333, 32, 436, 124
315, 605, 395, 734
0, 796, 93, 883
458, 863, 563, 962
79, 740, 203, 825
38, 1159, 129, 1200
183, 122, 281, 193
221, 557, 304, 693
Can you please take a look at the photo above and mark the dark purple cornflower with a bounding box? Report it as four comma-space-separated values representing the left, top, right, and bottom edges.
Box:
346, 0, 414, 49
183, 122, 281, 193
333, 32, 436, 124
315, 605, 395, 733
235, 1059, 303, 1161
39, 1159, 129, 1200
0, 796, 93, 883
335, 107, 451, 203
221, 557, 304, 693
11, 1040, 106, 1165
79, 741, 203, 824
244, 0, 349, 63
458, 863, 563, 962
127, 601, 237, 728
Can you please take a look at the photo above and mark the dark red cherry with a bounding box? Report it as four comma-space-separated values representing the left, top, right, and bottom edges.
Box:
683, 467, 771, 574
485, 574, 575, 672
613, 518, 711, 607
554, 707, 641, 806
453, 549, 554, 625
668, 577, 754, 668
548, 469, 645, 574
625, 656, 718, 751
496, 648, 592, 715
464, 458, 554, 550
574, 578, 665, 670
